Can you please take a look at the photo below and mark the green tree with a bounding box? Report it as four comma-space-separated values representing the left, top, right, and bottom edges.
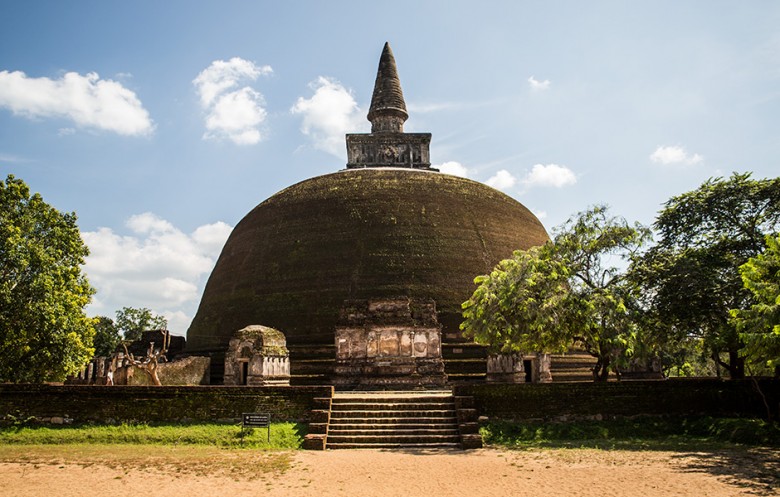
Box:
552, 205, 651, 380
630, 173, 780, 379
0, 174, 95, 382
730, 234, 780, 376
461, 244, 572, 355
92, 316, 121, 357
115, 306, 167, 342
462, 205, 651, 381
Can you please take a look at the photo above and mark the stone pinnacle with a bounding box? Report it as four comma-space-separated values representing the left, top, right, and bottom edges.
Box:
367, 42, 408, 133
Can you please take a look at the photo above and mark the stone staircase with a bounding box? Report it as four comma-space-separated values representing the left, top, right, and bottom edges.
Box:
304, 390, 482, 450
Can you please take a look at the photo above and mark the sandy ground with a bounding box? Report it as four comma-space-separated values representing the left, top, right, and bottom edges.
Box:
1, 447, 778, 497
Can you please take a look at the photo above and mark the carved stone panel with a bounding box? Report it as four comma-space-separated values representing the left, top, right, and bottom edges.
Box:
333, 297, 447, 388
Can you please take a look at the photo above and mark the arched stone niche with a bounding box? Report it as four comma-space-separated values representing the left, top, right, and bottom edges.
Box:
223, 325, 290, 386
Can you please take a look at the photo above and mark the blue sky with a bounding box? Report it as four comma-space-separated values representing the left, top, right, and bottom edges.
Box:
2, 1, 779, 335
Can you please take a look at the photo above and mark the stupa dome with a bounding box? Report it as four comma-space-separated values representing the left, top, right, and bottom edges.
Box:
186, 169, 548, 353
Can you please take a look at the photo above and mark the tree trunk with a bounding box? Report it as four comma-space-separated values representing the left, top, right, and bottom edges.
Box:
592, 356, 610, 382
727, 349, 745, 380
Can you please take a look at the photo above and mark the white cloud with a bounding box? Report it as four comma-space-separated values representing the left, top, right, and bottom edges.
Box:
650, 145, 703, 165
82, 213, 233, 335
193, 58, 272, 145
523, 164, 577, 188
533, 209, 548, 220
291, 76, 367, 158
485, 169, 517, 190
436, 161, 469, 178
0, 70, 154, 135
0, 153, 31, 163
528, 76, 551, 91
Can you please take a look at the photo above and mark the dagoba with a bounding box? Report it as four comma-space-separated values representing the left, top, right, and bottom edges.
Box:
186, 43, 550, 385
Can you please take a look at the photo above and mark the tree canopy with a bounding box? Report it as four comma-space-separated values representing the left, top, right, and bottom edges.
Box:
462, 205, 650, 381
92, 316, 121, 357
629, 173, 780, 378
0, 174, 95, 382
461, 244, 571, 355
115, 306, 167, 342
730, 234, 780, 375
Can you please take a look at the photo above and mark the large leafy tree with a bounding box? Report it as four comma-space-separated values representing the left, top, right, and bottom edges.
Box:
730, 234, 780, 376
461, 244, 572, 355
92, 316, 122, 357
462, 205, 650, 381
630, 173, 780, 379
552, 205, 651, 380
0, 174, 95, 382
115, 306, 167, 342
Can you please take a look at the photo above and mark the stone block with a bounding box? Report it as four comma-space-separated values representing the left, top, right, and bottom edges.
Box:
460, 433, 483, 450
457, 408, 478, 423
307, 423, 329, 434
302, 434, 327, 450
453, 396, 474, 409
309, 410, 331, 424
458, 422, 480, 434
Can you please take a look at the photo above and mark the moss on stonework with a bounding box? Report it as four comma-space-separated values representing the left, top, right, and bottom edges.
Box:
233, 325, 288, 356
187, 169, 549, 355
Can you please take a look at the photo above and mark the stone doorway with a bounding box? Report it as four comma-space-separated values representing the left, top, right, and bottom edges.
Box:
238, 359, 249, 385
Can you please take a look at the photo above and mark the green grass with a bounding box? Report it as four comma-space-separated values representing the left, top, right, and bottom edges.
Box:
481, 416, 780, 450
0, 422, 306, 449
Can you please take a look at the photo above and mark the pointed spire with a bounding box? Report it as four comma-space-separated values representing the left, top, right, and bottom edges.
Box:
367, 42, 408, 133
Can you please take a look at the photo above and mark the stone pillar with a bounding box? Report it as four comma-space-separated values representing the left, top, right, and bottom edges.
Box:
535, 353, 553, 383
486, 353, 525, 383
86, 362, 95, 384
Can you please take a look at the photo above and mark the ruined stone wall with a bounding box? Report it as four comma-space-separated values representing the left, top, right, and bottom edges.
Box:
453, 379, 780, 421
116, 356, 210, 386
0, 385, 333, 424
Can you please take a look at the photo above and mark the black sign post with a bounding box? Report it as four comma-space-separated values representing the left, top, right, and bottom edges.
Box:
242, 413, 271, 443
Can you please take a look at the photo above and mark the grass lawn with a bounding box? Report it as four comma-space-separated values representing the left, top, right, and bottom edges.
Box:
0, 422, 305, 448
480, 416, 780, 450
0, 422, 305, 479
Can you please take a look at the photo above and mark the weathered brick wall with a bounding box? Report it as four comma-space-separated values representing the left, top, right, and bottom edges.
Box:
453, 379, 780, 421
0, 385, 333, 424
116, 356, 211, 386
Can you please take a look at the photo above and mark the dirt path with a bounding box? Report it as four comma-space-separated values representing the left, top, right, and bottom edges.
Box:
1, 447, 778, 497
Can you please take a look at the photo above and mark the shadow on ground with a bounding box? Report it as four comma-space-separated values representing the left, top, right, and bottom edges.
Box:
671, 447, 780, 496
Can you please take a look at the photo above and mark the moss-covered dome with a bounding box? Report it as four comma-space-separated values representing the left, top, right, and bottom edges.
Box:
186, 168, 549, 356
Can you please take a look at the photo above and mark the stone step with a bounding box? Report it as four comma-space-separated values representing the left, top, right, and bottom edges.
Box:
328, 417, 458, 426
330, 401, 455, 410
326, 442, 462, 450
326, 434, 462, 445
333, 393, 453, 398
322, 390, 481, 450
328, 428, 460, 436
443, 358, 489, 374
330, 409, 457, 419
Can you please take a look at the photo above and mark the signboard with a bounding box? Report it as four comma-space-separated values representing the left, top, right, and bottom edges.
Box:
242, 413, 270, 427
241, 412, 271, 442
